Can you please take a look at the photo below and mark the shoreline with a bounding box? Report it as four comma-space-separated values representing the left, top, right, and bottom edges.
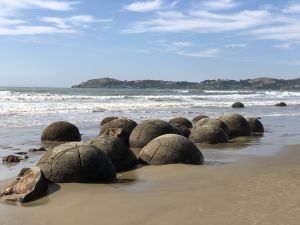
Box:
1, 144, 299, 225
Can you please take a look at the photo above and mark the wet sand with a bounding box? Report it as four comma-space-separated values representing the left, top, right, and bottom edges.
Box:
1, 145, 300, 225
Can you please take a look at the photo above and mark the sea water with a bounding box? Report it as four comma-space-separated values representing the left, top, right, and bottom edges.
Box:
1, 87, 300, 179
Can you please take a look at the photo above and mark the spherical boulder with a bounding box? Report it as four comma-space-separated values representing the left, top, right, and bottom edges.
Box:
100, 118, 137, 144
275, 102, 287, 107
195, 118, 229, 135
192, 115, 209, 123
41, 121, 81, 142
138, 134, 204, 165
129, 119, 177, 148
86, 136, 137, 172
37, 142, 116, 183
246, 117, 264, 133
169, 117, 192, 128
172, 124, 191, 138
219, 113, 251, 138
100, 116, 118, 126
232, 102, 245, 108
189, 125, 229, 144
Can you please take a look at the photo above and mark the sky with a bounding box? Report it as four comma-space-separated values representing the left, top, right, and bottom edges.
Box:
0, 0, 300, 87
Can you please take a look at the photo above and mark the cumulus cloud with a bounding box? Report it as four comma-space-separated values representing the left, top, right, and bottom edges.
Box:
124, 0, 162, 12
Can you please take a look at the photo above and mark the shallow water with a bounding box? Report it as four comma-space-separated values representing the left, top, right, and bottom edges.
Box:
1, 87, 300, 180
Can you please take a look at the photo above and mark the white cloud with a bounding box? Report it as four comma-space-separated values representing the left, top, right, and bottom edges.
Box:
173, 41, 192, 47
283, 3, 300, 13
178, 48, 220, 58
202, 0, 238, 11
0, 25, 75, 36
225, 43, 246, 48
274, 42, 293, 49
40, 15, 95, 29
124, 0, 162, 12
124, 10, 271, 33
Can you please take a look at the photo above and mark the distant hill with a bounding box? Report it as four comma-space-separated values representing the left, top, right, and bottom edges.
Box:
72, 77, 300, 90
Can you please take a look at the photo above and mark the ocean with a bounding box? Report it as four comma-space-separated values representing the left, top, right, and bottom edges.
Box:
1, 87, 300, 179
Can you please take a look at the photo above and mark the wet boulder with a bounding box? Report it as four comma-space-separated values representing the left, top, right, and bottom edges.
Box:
37, 142, 116, 183
169, 117, 193, 128
172, 124, 191, 138
189, 125, 229, 144
275, 102, 287, 107
41, 121, 81, 142
0, 167, 48, 203
100, 116, 118, 126
86, 136, 137, 172
219, 113, 251, 138
139, 134, 204, 165
100, 118, 137, 144
232, 102, 245, 108
192, 115, 209, 123
129, 119, 177, 148
195, 118, 229, 136
246, 117, 264, 133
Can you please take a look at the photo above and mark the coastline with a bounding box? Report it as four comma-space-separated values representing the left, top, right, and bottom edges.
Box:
1, 144, 299, 225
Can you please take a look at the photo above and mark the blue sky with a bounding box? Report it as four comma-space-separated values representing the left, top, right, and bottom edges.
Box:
0, 0, 300, 87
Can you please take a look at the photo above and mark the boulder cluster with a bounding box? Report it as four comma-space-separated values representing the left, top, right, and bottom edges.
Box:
1, 112, 264, 203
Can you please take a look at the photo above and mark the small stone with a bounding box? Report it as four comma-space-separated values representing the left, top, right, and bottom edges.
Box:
2, 155, 20, 163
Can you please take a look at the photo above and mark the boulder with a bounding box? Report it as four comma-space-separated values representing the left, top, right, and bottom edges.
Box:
219, 113, 251, 138
86, 136, 137, 172
100, 118, 137, 144
37, 142, 116, 183
192, 115, 209, 123
172, 124, 191, 138
246, 117, 264, 133
189, 125, 229, 144
100, 116, 118, 126
41, 121, 81, 142
232, 102, 245, 108
0, 167, 48, 203
195, 118, 229, 135
139, 134, 204, 165
275, 102, 287, 107
2, 155, 21, 163
129, 119, 177, 148
169, 117, 193, 128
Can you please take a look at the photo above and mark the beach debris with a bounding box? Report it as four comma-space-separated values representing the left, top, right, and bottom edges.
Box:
41, 121, 81, 142
37, 142, 116, 183
139, 134, 204, 165
232, 102, 245, 108
190, 125, 229, 144
29, 147, 47, 152
3, 155, 21, 163
246, 117, 264, 133
0, 167, 48, 203
192, 115, 209, 124
100, 118, 137, 145
169, 117, 193, 129
219, 113, 251, 138
86, 135, 137, 172
275, 102, 287, 107
100, 116, 118, 126
129, 119, 178, 149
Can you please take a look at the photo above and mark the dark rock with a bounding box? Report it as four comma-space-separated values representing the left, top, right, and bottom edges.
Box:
171, 124, 191, 138
219, 113, 251, 138
2, 155, 21, 163
100, 118, 137, 144
102, 128, 127, 141
275, 102, 287, 107
14, 152, 28, 155
246, 117, 264, 133
41, 121, 81, 142
29, 147, 47, 152
139, 134, 204, 165
37, 142, 116, 183
192, 115, 209, 123
0, 167, 48, 203
195, 118, 229, 135
100, 116, 118, 126
189, 125, 229, 144
169, 117, 193, 128
129, 119, 178, 148
86, 136, 137, 172
232, 102, 245, 108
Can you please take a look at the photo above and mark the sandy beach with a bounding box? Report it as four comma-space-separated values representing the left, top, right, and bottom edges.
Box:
0, 144, 299, 225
